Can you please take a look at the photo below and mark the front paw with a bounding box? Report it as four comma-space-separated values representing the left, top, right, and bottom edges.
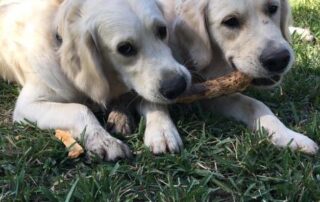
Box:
107, 109, 135, 136
85, 128, 132, 161
144, 122, 183, 154
270, 128, 318, 154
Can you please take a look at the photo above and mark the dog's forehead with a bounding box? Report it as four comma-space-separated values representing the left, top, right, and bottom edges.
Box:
97, 0, 164, 30
103, 0, 165, 30
208, 0, 250, 19
251, 0, 281, 9
96, 0, 166, 46
127, 0, 166, 27
208, 0, 279, 18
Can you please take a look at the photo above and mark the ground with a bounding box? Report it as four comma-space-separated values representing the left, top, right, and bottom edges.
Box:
0, 0, 319, 201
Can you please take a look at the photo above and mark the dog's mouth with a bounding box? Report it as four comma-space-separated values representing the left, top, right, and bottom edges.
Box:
229, 58, 282, 87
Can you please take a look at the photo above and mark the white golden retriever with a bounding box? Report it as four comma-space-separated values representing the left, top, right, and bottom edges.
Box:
0, 0, 191, 160
121, 0, 318, 154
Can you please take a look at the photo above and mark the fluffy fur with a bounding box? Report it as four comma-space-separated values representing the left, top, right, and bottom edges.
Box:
134, 0, 318, 154
0, 0, 191, 160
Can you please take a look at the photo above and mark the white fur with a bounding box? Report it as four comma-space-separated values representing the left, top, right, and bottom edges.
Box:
0, 0, 191, 160
138, 101, 183, 154
203, 93, 318, 154
138, 0, 318, 154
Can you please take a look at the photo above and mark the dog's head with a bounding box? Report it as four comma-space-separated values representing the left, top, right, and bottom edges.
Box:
171, 0, 293, 88
55, 0, 191, 105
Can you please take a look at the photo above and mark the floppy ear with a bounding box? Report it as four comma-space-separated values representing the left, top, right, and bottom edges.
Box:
56, 1, 110, 105
173, 0, 212, 70
280, 0, 292, 42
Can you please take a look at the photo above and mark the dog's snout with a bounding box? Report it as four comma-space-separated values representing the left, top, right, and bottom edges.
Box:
260, 47, 291, 73
160, 75, 187, 100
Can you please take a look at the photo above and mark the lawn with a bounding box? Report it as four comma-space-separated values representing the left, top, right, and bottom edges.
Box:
0, 0, 319, 201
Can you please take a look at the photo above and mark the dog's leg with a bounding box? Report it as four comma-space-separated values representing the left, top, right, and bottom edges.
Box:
106, 93, 137, 136
203, 93, 318, 154
13, 84, 131, 161
137, 100, 183, 154
107, 108, 135, 135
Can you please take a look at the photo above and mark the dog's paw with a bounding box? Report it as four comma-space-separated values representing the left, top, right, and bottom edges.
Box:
85, 128, 132, 161
107, 110, 134, 135
144, 121, 183, 154
270, 128, 318, 154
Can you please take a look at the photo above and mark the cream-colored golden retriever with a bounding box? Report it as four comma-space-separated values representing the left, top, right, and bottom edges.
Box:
0, 0, 192, 160
122, 0, 318, 154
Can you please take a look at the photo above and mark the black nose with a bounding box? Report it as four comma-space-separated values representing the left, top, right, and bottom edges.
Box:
160, 75, 187, 100
260, 48, 291, 73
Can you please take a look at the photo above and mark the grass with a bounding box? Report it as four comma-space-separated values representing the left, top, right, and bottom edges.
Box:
0, 0, 319, 201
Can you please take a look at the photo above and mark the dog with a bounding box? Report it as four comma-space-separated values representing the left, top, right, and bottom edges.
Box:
108, 0, 318, 155
0, 0, 191, 160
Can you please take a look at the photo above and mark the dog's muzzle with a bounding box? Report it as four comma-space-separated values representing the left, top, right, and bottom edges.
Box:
159, 75, 188, 100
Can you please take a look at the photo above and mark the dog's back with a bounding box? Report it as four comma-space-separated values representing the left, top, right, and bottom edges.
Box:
0, 0, 62, 85
0, 2, 19, 83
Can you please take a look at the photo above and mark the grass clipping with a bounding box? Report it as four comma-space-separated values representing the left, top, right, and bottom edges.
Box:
55, 71, 252, 159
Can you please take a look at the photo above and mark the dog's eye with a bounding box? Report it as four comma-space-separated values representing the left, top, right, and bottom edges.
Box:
222, 17, 240, 29
268, 5, 278, 15
117, 42, 137, 57
157, 26, 167, 40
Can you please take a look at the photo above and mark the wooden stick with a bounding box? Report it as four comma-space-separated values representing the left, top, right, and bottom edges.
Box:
177, 71, 252, 103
